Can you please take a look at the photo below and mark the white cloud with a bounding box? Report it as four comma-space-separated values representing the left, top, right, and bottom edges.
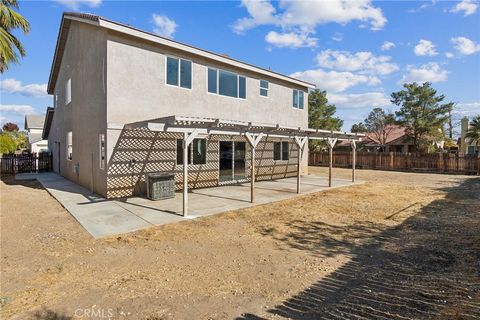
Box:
328, 92, 391, 108
290, 69, 379, 93
451, 36, 480, 55
316, 50, 399, 75
414, 39, 438, 56
233, 0, 279, 34
265, 31, 317, 48
331, 32, 343, 42
152, 14, 177, 38
0, 78, 47, 97
0, 104, 36, 115
453, 102, 480, 118
233, 0, 386, 47
409, 0, 438, 13
451, 0, 478, 16
445, 52, 455, 58
55, 0, 101, 10
400, 62, 448, 84
234, 0, 387, 33
381, 41, 395, 51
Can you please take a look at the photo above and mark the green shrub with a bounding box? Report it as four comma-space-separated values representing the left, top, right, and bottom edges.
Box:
0, 133, 17, 155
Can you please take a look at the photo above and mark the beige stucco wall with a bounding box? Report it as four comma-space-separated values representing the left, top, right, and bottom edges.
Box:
105, 31, 308, 127
48, 21, 108, 195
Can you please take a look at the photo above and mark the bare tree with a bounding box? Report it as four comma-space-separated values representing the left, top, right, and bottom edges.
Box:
364, 108, 396, 151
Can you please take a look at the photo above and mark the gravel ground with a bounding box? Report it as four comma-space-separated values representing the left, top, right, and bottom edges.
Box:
1, 167, 479, 319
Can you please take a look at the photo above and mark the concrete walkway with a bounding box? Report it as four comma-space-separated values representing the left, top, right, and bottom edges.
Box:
16, 172, 360, 239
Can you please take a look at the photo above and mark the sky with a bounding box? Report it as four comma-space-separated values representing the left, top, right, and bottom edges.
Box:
1, 0, 479, 134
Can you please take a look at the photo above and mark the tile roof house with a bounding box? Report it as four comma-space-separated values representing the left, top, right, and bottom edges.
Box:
338, 125, 416, 153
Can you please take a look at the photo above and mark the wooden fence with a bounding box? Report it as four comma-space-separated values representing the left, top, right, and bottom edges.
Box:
0, 152, 53, 175
309, 151, 480, 175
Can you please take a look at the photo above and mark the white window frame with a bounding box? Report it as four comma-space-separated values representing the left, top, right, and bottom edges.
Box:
65, 78, 71, 105
260, 80, 269, 97
165, 55, 193, 90
99, 134, 105, 170
207, 67, 246, 100
66, 131, 72, 161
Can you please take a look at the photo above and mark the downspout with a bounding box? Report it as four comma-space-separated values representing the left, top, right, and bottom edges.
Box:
91, 152, 94, 193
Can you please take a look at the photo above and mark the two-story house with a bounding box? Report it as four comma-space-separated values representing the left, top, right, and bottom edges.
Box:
44, 13, 360, 203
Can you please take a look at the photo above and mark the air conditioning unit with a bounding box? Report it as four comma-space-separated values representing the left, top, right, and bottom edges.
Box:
146, 172, 175, 200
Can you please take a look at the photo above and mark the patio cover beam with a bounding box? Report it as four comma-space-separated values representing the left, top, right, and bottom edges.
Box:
327, 138, 338, 187
141, 118, 363, 142
351, 140, 357, 183
245, 132, 264, 203
294, 136, 308, 194
182, 129, 199, 216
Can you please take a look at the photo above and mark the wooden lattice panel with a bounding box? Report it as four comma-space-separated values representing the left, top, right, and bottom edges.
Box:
106, 130, 302, 198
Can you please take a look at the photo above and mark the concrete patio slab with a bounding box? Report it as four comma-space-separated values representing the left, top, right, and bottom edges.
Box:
16, 172, 361, 239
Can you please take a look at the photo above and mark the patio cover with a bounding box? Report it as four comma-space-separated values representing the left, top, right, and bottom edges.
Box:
124, 115, 364, 141
123, 115, 364, 216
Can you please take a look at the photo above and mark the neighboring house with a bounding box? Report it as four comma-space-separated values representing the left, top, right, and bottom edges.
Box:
24, 114, 49, 153
460, 117, 479, 155
43, 13, 358, 199
338, 125, 416, 153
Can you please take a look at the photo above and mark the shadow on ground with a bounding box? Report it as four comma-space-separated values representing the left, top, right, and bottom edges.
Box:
33, 307, 71, 320
239, 178, 480, 320
0, 174, 44, 190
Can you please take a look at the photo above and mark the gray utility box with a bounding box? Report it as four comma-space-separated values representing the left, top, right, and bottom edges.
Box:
146, 172, 175, 200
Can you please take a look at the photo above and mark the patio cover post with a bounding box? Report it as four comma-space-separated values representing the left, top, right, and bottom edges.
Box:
182, 129, 199, 216
351, 140, 357, 183
245, 133, 264, 203
294, 136, 308, 194
327, 137, 338, 187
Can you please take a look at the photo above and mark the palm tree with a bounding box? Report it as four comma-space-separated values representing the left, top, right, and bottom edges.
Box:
465, 115, 480, 151
0, 0, 30, 73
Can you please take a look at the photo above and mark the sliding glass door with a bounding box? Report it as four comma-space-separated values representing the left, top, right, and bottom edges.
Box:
219, 141, 246, 183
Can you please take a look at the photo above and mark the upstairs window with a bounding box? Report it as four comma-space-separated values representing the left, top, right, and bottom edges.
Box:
293, 89, 304, 109
273, 141, 289, 160
208, 68, 217, 94
65, 78, 71, 105
166, 56, 192, 89
260, 80, 269, 97
219, 70, 237, 98
66, 131, 73, 161
208, 68, 246, 99
176, 138, 206, 165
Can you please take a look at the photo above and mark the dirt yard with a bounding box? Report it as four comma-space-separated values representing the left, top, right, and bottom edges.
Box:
1, 168, 479, 319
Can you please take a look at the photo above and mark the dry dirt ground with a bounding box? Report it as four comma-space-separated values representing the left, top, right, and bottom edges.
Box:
1, 168, 479, 320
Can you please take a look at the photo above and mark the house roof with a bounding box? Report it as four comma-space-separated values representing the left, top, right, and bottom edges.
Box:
24, 114, 45, 130
364, 125, 407, 146
28, 133, 44, 144
42, 107, 55, 140
47, 12, 316, 94
337, 125, 408, 147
